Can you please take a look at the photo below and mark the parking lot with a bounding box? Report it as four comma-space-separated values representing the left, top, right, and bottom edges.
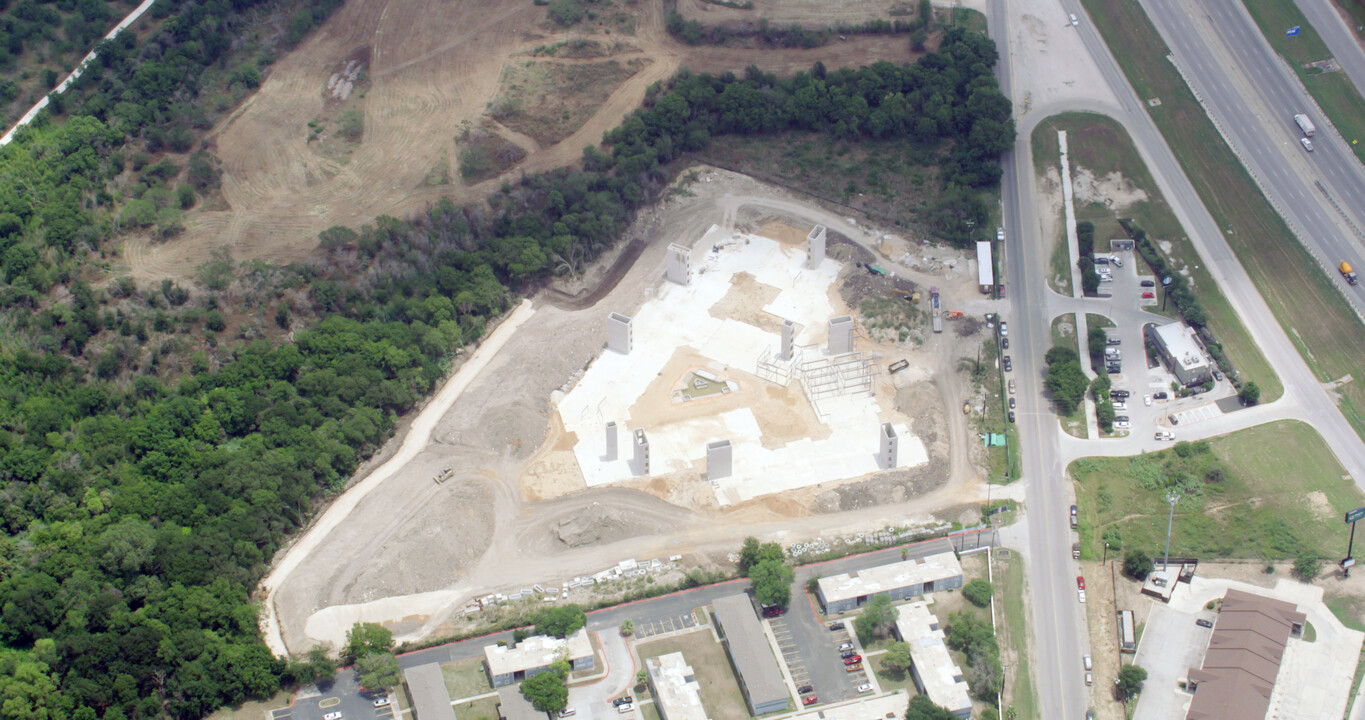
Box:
632, 609, 698, 639
272, 690, 395, 720
769, 606, 871, 706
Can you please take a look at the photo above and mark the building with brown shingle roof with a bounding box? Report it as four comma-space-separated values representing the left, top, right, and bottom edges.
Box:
1185, 589, 1306, 720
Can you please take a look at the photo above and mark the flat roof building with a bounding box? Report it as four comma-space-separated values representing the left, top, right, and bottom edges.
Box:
404, 663, 457, 720
1147, 321, 1212, 387
1185, 589, 1306, 720
976, 241, 993, 293
711, 594, 789, 715
816, 551, 964, 613
484, 629, 594, 688
893, 602, 973, 719
645, 653, 707, 720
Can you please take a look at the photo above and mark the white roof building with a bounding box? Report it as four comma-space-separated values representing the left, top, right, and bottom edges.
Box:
976, 241, 994, 291
646, 653, 707, 720
894, 602, 973, 718
1153, 322, 1207, 373
484, 628, 593, 680
816, 551, 964, 611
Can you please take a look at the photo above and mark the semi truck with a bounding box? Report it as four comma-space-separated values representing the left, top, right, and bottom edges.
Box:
1295, 113, 1316, 137
1342, 261, 1359, 285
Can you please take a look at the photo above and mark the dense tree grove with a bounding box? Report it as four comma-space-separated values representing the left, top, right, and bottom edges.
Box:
0, 18, 1012, 719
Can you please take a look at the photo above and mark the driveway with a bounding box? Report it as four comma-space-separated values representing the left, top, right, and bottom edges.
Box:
567, 632, 637, 720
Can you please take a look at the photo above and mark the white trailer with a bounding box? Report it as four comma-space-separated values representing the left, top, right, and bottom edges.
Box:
1295, 113, 1316, 137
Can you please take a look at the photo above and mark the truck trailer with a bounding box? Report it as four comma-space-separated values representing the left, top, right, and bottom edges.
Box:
1342, 261, 1359, 285
1295, 113, 1316, 137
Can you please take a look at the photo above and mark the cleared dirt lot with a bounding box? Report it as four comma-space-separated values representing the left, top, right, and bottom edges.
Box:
123, 0, 918, 283
270, 168, 998, 653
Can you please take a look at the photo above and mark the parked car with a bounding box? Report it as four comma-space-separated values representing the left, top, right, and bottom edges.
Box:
761, 606, 783, 618
613, 697, 634, 708
559, 709, 577, 719
1085, 672, 1093, 686
838, 642, 853, 651
1083, 654, 1092, 671
856, 684, 873, 694
1111, 390, 1130, 399
1114, 420, 1131, 429
828, 622, 845, 632
1196, 618, 1214, 629
1003, 356, 1013, 372
1107, 337, 1121, 346
1001, 337, 1009, 349
1078, 589, 1087, 603
844, 654, 862, 665
1115, 416, 1130, 422
846, 663, 864, 673
1153, 391, 1168, 400
1072, 542, 1081, 559
1094, 256, 1109, 265
1076, 576, 1086, 591
840, 649, 857, 659
1144, 394, 1153, 406
1155, 430, 1175, 441
1008, 397, 1016, 409
324, 714, 342, 720
1070, 504, 1078, 529
802, 696, 819, 707
798, 685, 814, 695
373, 696, 391, 708
617, 703, 635, 714
1142, 291, 1155, 299
1008, 411, 1016, 423
1140, 279, 1156, 287
999, 321, 1008, 337
1008, 379, 1016, 394
1112, 401, 1126, 411
1112, 256, 1124, 267
1213, 369, 1224, 381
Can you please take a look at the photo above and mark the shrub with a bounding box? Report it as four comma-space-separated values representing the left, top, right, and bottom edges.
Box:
1123, 550, 1153, 580
963, 578, 993, 607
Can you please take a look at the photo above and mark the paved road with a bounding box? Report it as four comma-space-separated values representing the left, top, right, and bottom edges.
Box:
1297, 0, 1365, 99
1140, 0, 1365, 315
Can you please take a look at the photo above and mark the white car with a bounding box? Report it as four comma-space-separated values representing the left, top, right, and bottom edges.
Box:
1155, 430, 1175, 441
559, 709, 577, 718
1144, 394, 1153, 406
1078, 588, 1087, 603
617, 703, 635, 714
1301, 137, 1314, 152
324, 714, 342, 720
373, 696, 391, 708
1112, 401, 1126, 411
1069, 13, 1079, 25
999, 321, 1008, 337
1083, 654, 1092, 671
1112, 256, 1123, 267
856, 683, 873, 693
1113, 421, 1130, 429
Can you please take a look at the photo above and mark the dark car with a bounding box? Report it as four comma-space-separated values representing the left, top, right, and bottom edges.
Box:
1153, 391, 1168, 400
1140, 279, 1156, 287
797, 685, 814, 695
1112, 390, 1130, 399
1196, 618, 1214, 628
840, 649, 857, 659
1003, 356, 1013, 372
1107, 337, 1121, 346
612, 697, 634, 708
828, 622, 845, 632
1213, 369, 1224, 381
1008, 397, 1016, 409
1169, 415, 1180, 425
1008, 410, 1016, 423
1001, 337, 1010, 349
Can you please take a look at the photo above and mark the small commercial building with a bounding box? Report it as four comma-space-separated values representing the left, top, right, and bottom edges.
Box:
1185, 589, 1305, 720
816, 551, 964, 613
646, 653, 707, 720
711, 594, 789, 715
484, 629, 594, 688
893, 602, 973, 719
1146, 321, 1212, 386
404, 663, 458, 720
976, 241, 994, 294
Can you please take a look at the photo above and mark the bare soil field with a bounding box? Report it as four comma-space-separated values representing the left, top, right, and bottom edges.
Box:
676, 0, 921, 26
494, 58, 651, 147
123, 0, 917, 284
269, 167, 997, 653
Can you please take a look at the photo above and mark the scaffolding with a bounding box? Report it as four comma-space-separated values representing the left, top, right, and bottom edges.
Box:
755, 345, 801, 386
799, 351, 879, 419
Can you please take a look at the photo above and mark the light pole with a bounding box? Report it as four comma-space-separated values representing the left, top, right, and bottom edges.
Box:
1163, 492, 1179, 572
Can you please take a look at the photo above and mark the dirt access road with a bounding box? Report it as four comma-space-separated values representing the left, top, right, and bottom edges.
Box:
123, 0, 919, 283
265, 168, 997, 655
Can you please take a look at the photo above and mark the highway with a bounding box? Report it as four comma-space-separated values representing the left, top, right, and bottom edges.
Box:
1139, 0, 1365, 314
1297, 0, 1365, 96
992, 0, 1365, 717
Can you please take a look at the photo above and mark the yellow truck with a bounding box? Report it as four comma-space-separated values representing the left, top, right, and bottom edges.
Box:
1342, 261, 1359, 286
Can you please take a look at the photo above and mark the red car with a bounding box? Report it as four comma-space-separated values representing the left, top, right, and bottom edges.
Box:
844, 654, 862, 665
802, 696, 818, 707
761, 606, 783, 618
1142, 291, 1155, 299
1076, 575, 1086, 590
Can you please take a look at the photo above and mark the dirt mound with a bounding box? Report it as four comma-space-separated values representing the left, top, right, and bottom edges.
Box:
553, 502, 658, 548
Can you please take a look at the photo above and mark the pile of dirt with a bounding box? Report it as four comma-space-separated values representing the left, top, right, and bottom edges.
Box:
553, 502, 658, 548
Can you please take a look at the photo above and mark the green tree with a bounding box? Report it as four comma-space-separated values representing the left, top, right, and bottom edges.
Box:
1088, 326, 1109, 364
854, 594, 897, 644
1096, 399, 1115, 431
344, 623, 394, 662
1239, 381, 1261, 406
356, 652, 401, 691
738, 537, 762, 575
963, 578, 993, 608
620, 620, 634, 636
905, 692, 960, 720
1045, 358, 1088, 414
1123, 550, 1154, 581
547, 0, 584, 26
535, 605, 587, 638
1081, 266, 1101, 295
751, 558, 794, 607
882, 641, 913, 677
522, 661, 570, 713
1102, 526, 1123, 553
1115, 664, 1148, 701
1293, 551, 1324, 581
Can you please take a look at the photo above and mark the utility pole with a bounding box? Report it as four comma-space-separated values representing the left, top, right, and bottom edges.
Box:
1163, 491, 1179, 572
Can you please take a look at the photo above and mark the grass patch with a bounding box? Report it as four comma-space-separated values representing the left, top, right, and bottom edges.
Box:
1030, 111, 1279, 399
637, 630, 752, 720
859, 294, 925, 345
441, 657, 494, 700
1302, 621, 1317, 643
640, 702, 663, 720
457, 125, 529, 184
1241, 0, 1365, 165
493, 59, 649, 146
1081, 0, 1365, 438
1086, 313, 1114, 331
454, 697, 501, 720
943, 7, 988, 34
1328, 594, 1365, 633
1071, 420, 1365, 560
967, 350, 1020, 483
1048, 209, 1073, 295
1345, 646, 1365, 720
868, 654, 920, 697
205, 692, 295, 720
997, 550, 1038, 720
